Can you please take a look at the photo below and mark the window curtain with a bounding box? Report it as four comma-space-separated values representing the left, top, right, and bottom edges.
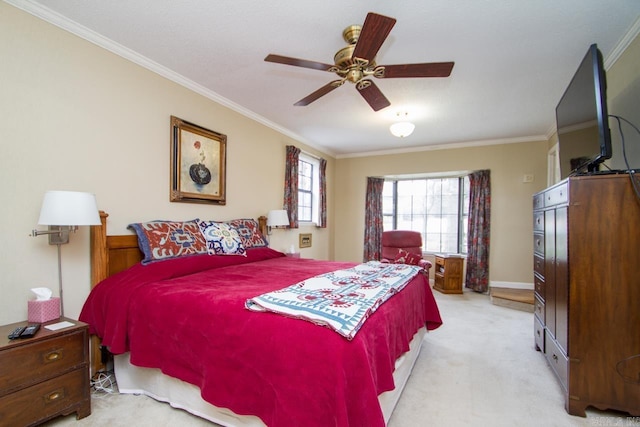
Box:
284, 145, 300, 228
363, 177, 384, 261
317, 157, 327, 228
465, 169, 491, 293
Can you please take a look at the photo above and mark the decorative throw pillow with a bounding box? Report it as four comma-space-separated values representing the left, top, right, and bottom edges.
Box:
128, 220, 207, 264
393, 249, 422, 266
197, 220, 246, 256
225, 218, 268, 248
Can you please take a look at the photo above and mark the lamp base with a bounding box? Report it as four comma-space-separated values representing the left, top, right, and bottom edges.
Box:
47, 225, 70, 245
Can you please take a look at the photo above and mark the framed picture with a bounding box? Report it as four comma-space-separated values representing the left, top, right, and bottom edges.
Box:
299, 233, 312, 248
170, 116, 227, 204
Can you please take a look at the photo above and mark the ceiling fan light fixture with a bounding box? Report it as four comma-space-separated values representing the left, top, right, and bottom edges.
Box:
390, 112, 415, 138
264, 12, 454, 111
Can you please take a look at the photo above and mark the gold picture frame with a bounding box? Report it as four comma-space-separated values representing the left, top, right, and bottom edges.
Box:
170, 116, 227, 204
299, 233, 312, 248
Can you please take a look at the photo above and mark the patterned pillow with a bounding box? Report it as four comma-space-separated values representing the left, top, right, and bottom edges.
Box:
224, 218, 268, 248
197, 220, 246, 256
393, 249, 422, 266
128, 220, 207, 264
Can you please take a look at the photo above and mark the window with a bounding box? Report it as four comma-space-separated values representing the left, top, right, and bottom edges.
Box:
298, 153, 320, 223
383, 175, 470, 254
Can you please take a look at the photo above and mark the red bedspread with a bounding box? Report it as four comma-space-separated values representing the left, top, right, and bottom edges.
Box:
80, 247, 442, 427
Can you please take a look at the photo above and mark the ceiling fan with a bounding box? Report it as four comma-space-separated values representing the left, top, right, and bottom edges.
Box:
264, 12, 454, 112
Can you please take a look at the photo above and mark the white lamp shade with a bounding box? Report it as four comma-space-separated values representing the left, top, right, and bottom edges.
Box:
38, 191, 101, 226
389, 122, 415, 138
267, 209, 289, 227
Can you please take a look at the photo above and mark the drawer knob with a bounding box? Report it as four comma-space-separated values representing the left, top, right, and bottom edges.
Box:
536, 330, 540, 337
45, 388, 65, 403
45, 349, 63, 363
552, 354, 558, 361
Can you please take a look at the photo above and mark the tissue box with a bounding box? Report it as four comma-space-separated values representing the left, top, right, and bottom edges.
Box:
28, 297, 61, 323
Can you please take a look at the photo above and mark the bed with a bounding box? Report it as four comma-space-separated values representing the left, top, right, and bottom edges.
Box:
81, 211, 442, 427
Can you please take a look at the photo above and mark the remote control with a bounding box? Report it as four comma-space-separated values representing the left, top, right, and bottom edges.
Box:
8, 326, 26, 340
19, 324, 40, 338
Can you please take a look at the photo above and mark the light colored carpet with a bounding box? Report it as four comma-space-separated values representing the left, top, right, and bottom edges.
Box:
44, 290, 630, 426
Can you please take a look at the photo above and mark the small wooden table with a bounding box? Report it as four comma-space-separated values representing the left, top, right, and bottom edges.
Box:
433, 254, 464, 294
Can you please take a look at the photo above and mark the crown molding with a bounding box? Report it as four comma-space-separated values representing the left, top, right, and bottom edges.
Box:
3, 0, 335, 158
336, 135, 548, 159
605, 15, 640, 69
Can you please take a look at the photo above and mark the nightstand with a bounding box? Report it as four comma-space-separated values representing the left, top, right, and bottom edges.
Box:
285, 252, 301, 258
433, 254, 464, 294
0, 318, 91, 426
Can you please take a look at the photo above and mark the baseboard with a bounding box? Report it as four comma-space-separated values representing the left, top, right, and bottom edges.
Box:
490, 281, 533, 290
490, 296, 535, 313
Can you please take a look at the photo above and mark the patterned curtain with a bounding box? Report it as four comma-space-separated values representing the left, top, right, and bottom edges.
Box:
465, 169, 491, 293
363, 177, 384, 262
317, 157, 327, 228
284, 145, 300, 228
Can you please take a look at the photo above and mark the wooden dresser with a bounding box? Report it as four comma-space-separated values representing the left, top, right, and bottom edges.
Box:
0, 319, 91, 426
533, 173, 640, 417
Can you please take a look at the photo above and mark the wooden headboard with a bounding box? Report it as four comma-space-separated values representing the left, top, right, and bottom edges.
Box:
89, 211, 269, 289
90, 211, 141, 288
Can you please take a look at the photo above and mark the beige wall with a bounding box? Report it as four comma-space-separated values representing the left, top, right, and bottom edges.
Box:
0, 3, 333, 324
334, 141, 549, 286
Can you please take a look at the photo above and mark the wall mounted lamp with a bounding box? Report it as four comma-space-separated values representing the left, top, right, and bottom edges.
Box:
266, 209, 289, 235
31, 191, 101, 316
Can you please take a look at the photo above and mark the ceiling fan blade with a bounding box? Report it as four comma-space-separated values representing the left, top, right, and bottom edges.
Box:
265, 54, 334, 72
379, 62, 455, 78
352, 12, 396, 63
294, 80, 344, 106
356, 79, 390, 111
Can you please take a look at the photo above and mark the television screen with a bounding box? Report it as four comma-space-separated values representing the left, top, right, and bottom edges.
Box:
556, 44, 612, 179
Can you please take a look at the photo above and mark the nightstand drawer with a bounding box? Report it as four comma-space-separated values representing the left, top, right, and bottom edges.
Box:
0, 331, 85, 395
0, 368, 89, 426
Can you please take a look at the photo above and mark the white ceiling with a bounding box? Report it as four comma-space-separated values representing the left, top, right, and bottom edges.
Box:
9, 0, 640, 157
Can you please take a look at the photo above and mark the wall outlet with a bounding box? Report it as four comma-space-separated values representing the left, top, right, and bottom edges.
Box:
523, 174, 534, 183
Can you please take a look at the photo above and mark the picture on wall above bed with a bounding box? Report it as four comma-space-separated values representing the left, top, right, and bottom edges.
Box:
170, 115, 227, 205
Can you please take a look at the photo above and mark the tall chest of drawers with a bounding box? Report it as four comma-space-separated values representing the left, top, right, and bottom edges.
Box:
533, 174, 640, 417
0, 319, 91, 426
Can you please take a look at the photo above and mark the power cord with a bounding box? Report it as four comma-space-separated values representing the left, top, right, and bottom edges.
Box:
609, 114, 640, 201
91, 370, 117, 397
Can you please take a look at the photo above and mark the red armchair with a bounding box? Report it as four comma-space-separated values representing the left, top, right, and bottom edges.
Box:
381, 230, 432, 271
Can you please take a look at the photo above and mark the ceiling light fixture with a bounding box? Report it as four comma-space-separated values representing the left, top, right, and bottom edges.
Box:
389, 112, 415, 138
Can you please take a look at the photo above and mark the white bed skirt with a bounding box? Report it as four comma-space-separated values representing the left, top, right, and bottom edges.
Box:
114, 327, 427, 426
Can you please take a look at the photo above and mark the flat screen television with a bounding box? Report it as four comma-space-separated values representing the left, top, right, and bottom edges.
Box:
556, 43, 612, 179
